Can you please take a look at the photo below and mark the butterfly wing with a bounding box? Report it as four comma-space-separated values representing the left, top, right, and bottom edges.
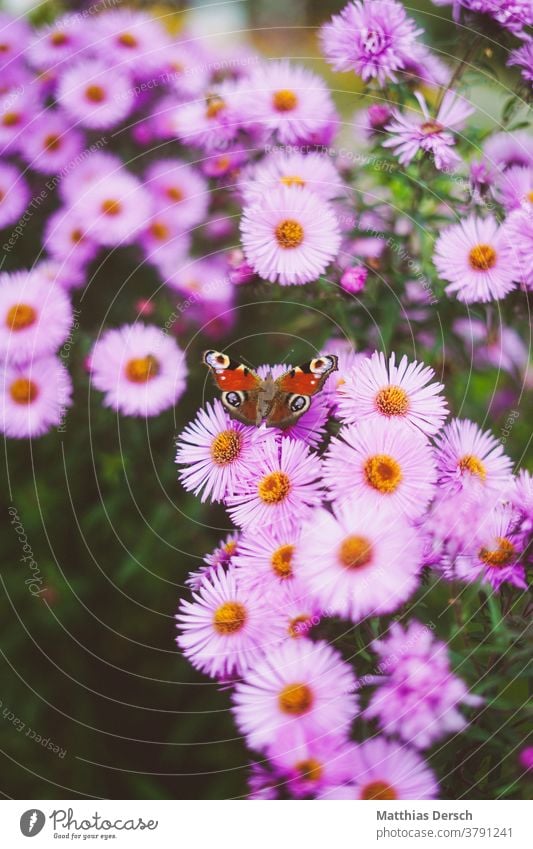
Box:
203, 350, 262, 426
265, 355, 338, 429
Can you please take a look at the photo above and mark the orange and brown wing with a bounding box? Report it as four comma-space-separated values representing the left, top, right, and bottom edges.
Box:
266, 392, 311, 429
203, 350, 262, 392
275, 355, 339, 395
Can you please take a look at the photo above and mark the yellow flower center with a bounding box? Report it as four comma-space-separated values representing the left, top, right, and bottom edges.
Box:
479, 537, 516, 568
420, 119, 443, 135
101, 198, 122, 217
273, 89, 298, 112
360, 781, 398, 800
166, 186, 184, 202
44, 133, 61, 152
150, 221, 170, 241
258, 470, 291, 504
458, 454, 486, 481
271, 543, 294, 579
364, 454, 403, 493
6, 303, 37, 331
85, 84, 106, 103
469, 243, 497, 271
296, 758, 323, 782
210, 429, 242, 465
205, 96, 225, 119
2, 112, 20, 127
280, 175, 305, 188
527, 191, 533, 203
118, 32, 138, 48
275, 218, 304, 249
125, 354, 160, 383
224, 540, 238, 556
338, 535, 373, 570
375, 385, 409, 417
50, 31, 68, 46
278, 683, 313, 715
70, 228, 83, 244
10, 377, 38, 404
288, 614, 311, 639
213, 601, 247, 635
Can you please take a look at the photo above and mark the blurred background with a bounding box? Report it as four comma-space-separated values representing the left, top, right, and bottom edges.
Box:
1, 0, 531, 800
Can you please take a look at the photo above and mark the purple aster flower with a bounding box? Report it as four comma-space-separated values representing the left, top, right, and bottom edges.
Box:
241, 60, 338, 145
27, 15, 89, 71
57, 57, 134, 130
320, 0, 423, 86
43, 207, 99, 267
434, 418, 513, 501
241, 185, 341, 286
383, 90, 474, 172
232, 524, 302, 595
0, 161, 29, 229
176, 565, 285, 679
226, 435, 324, 534
175, 400, 264, 503
453, 317, 528, 375
91, 9, 171, 75
495, 165, 533, 215
501, 209, 533, 290
0, 86, 39, 154
508, 39, 533, 85
232, 639, 358, 751
138, 210, 191, 269
18, 111, 84, 175
320, 737, 438, 799
186, 532, 240, 590
519, 746, 533, 771
159, 258, 234, 320
340, 264, 367, 294
0, 355, 72, 439
319, 339, 369, 412
455, 504, 527, 591
509, 469, 533, 533
0, 270, 72, 364
483, 130, 533, 171
267, 735, 356, 799
35, 259, 86, 293
79, 169, 153, 247
247, 763, 280, 800
58, 151, 123, 205
323, 418, 437, 519
434, 215, 517, 303
144, 159, 209, 229
365, 620, 483, 748
168, 81, 243, 151
420, 489, 486, 569
0, 14, 31, 69
338, 350, 448, 436
240, 151, 344, 206
296, 496, 422, 623
89, 323, 187, 418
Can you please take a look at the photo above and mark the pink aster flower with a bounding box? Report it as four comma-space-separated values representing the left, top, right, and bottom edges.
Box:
91, 9, 171, 74
186, 532, 240, 590
226, 435, 324, 534
319, 339, 369, 412
0, 14, 31, 68
0, 355, 72, 439
296, 496, 422, 623
79, 170, 152, 247
434, 215, 516, 303
323, 418, 437, 519
366, 620, 482, 748
176, 399, 264, 503
232, 639, 358, 751
241, 60, 337, 145
0, 86, 39, 154
58, 151, 123, 205
267, 735, 356, 799
495, 165, 533, 212
35, 259, 86, 293
144, 159, 209, 229
340, 265, 367, 294
320, 0, 423, 86
241, 185, 341, 286
168, 82, 243, 151
453, 317, 528, 376
240, 151, 344, 206
0, 271, 73, 364
233, 524, 302, 595
27, 16, 88, 71
509, 469, 533, 533
43, 207, 99, 267
508, 40, 533, 85
0, 162, 29, 229
483, 130, 533, 172
455, 504, 527, 591
502, 209, 533, 290
338, 351, 447, 436
57, 58, 134, 130
89, 323, 187, 418
18, 111, 84, 175
434, 418, 513, 502
320, 737, 438, 800
176, 565, 285, 679
138, 210, 191, 268
383, 90, 474, 172
519, 746, 533, 771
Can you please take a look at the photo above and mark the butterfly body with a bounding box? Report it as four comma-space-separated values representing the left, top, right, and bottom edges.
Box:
203, 350, 338, 428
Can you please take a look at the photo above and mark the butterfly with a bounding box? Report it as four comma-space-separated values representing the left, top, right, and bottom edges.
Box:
203, 349, 338, 428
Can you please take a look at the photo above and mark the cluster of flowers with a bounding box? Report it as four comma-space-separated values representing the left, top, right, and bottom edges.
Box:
174, 343, 532, 799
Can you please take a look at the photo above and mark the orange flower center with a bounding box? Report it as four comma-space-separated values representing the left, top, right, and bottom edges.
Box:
271, 543, 294, 579
118, 32, 138, 48
205, 96, 225, 119
296, 758, 323, 782
50, 31, 68, 46
85, 84, 106, 103
469, 243, 497, 271
210, 429, 242, 465
528, 191, 533, 203
125, 354, 160, 383
375, 385, 409, 417
43, 133, 61, 152
360, 781, 398, 800
364, 454, 403, 493
278, 683, 313, 715
213, 601, 247, 635
338, 535, 373, 569
288, 614, 311, 638
166, 186, 184, 202
2, 112, 20, 127
6, 303, 37, 331
280, 175, 305, 188
150, 221, 170, 241
458, 454, 486, 481
479, 537, 516, 568
258, 470, 291, 504
101, 198, 122, 217
71, 228, 84, 244
420, 119, 443, 136
275, 218, 304, 249
273, 89, 298, 112
10, 377, 38, 404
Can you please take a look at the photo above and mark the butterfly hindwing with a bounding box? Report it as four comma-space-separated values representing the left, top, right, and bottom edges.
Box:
266, 392, 312, 428
220, 389, 261, 426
